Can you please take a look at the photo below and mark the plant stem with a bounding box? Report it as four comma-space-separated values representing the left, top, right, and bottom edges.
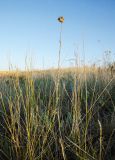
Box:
58, 23, 63, 69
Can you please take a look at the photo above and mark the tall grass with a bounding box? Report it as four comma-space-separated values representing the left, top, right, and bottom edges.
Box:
0, 68, 115, 160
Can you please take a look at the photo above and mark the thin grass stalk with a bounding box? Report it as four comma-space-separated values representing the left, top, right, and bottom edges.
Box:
58, 22, 63, 70
98, 120, 103, 160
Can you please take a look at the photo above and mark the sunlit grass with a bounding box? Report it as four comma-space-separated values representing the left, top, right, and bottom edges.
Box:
0, 67, 115, 160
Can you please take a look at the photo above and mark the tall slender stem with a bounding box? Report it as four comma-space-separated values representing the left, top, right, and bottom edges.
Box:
58, 23, 63, 69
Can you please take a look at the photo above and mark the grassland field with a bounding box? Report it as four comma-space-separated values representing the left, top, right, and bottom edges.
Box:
0, 66, 115, 160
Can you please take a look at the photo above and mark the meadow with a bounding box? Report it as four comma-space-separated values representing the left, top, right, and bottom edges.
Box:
0, 66, 115, 160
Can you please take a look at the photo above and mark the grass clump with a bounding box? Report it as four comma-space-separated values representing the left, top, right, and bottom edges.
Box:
0, 68, 115, 160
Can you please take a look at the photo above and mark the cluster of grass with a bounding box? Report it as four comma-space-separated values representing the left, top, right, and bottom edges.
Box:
0, 68, 115, 160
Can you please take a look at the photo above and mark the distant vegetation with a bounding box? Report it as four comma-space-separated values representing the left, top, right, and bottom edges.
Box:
0, 66, 115, 160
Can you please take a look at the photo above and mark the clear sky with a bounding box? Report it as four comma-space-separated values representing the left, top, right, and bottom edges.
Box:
0, 0, 115, 70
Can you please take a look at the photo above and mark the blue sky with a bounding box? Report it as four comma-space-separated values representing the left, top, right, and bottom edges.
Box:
0, 0, 115, 70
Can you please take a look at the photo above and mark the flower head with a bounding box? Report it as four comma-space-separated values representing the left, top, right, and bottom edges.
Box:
58, 16, 64, 23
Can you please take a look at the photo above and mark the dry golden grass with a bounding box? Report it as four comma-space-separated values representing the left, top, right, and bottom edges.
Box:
0, 66, 114, 160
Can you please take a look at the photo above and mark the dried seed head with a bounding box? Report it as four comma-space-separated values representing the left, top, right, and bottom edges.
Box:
58, 16, 64, 23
